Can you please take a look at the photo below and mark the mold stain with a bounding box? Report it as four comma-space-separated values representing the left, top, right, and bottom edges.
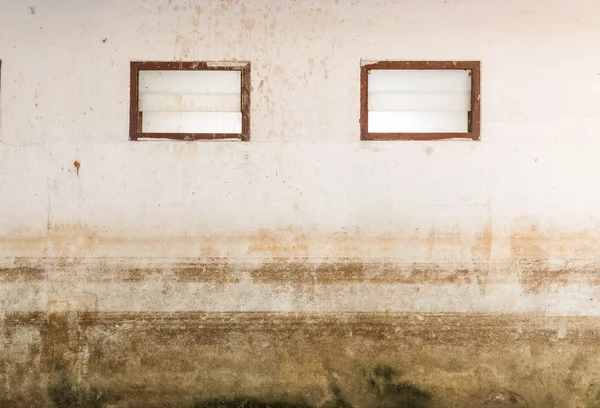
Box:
193, 398, 314, 408
43, 358, 436, 408
365, 365, 433, 408
49, 361, 119, 408
6, 311, 600, 407
48, 364, 78, 408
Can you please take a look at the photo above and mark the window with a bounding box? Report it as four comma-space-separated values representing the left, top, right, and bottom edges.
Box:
130, 61, 250, 141
360, 61, 480, 141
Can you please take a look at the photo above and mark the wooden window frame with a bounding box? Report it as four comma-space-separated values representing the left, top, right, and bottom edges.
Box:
360, 61, 481, 141
129, 61, 251, 141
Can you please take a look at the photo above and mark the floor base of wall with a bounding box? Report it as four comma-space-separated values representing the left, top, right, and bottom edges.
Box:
0, 312, 597, 408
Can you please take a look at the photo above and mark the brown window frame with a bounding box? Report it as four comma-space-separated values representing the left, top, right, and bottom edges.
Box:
129, 61, 251, 141
360, 61, 481, 141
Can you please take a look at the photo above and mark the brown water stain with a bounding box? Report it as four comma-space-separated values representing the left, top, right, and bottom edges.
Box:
4, 311, 600, 407
173, 260, 237, 283
0, 266, 45, 282
250, 260, 472, 285
509, 222, 600, 293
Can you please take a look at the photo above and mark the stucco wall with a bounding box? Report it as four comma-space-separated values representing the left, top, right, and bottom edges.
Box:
2, 1, 600, 407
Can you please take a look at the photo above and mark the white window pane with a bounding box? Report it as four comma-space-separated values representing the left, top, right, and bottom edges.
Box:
369, 69, 471, 93
368, 111, 468, 133
139, 70, 241, 94
369, 91, 471, 112
142, 112, 242, 134
139, 93, 241, 113
367, 68, 472, 133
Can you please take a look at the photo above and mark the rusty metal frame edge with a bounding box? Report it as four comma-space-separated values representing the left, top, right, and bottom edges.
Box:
240, 63, 251, 142
360, 60, 481, 141
129, 62, 139, 141
129, 61, 251, 142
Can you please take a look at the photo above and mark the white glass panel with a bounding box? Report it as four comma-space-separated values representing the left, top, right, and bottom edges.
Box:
139, 70, 241, 94
368, 111, 468, 133
369, 69, 471, 93
142, 112, 242, 134
369, 91, 471, 112
139, 93, 241, 113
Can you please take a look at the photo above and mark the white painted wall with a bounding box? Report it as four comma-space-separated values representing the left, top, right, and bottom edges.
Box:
1, 0, 599, 266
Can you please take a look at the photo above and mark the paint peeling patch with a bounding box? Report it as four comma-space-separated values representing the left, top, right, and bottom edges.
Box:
360, 60, 380, 66
206, 61, 247, 68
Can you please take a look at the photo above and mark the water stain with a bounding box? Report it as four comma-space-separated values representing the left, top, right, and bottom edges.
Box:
49, 361, 119, 408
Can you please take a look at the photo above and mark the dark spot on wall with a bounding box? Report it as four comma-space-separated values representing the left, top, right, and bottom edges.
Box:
322, 382, 353, 408
377, 382, 432, 408
193, 398, 312, 408
366, 365, 433, 408
48, 362, 120, 408
321, 398, 353, 408
373, 365, 398, 382
0, 398, 26, 408
29, 6, 35, 14
48, 362, 79, 408
73, 160, 80, 176
102, 38, 107, 43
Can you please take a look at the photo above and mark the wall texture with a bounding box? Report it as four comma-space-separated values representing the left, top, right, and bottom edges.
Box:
1, 0, 600, 407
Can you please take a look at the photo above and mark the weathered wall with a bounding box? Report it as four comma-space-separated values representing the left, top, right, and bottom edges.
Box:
1, 0, 600, 313
4, 312, 600, 408
2, 0, 600, 407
